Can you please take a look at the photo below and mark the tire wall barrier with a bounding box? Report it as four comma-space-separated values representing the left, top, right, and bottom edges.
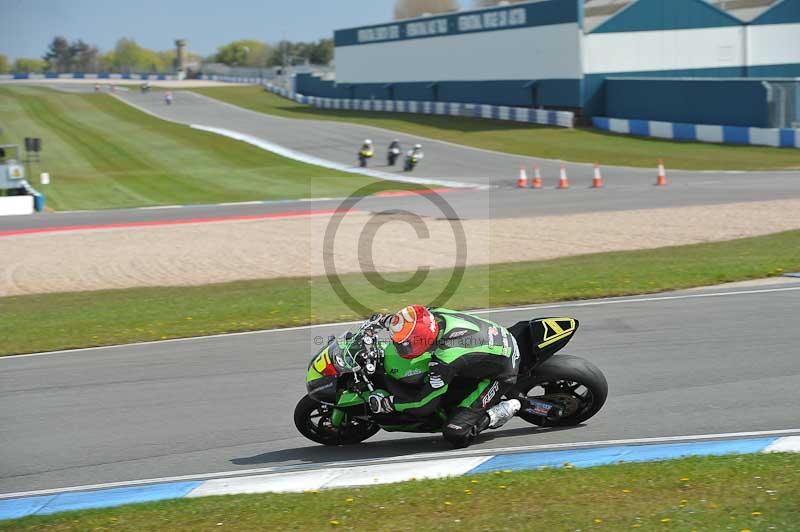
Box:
593, 116, 800, 149
257, 81, 575, 128
0, 73, 175, 80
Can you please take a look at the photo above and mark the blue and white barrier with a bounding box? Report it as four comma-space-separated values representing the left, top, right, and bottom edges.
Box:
0, 73, 175, 81
1, 431, 797, 521
261, 83, 574, 128
594, 116, 800, 149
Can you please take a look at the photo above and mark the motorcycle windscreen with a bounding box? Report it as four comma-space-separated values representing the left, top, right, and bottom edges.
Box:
305, 337, 357, 403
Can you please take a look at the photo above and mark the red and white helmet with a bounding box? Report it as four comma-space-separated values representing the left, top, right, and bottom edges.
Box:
388, 304, 439, 359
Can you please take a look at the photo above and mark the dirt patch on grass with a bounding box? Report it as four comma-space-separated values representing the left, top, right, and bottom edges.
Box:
2, 199, 799, 296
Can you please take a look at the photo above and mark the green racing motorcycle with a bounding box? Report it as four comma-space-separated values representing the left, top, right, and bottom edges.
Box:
295, 315, 608, 446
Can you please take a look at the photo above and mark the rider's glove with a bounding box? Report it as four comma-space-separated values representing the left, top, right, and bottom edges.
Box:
368, 393, 394, 414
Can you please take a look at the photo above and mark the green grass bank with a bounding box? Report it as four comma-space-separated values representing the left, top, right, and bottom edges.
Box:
0, 86, 415, 211
2, 453, 797, 531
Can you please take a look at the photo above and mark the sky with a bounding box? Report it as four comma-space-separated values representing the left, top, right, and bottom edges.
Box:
0, 0, 468, 61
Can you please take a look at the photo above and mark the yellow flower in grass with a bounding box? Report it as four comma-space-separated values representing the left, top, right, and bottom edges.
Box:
661, 518, 671, 523
345, 497, 354, 503
444, 501, 452, 506
329, 520, 340, 526
594, 518, 603, 524
622, 489, 632, 494
751, 511, 762, 516
679, 477, 690, 481
470, 479, 479, 484
631, 525, 641, 529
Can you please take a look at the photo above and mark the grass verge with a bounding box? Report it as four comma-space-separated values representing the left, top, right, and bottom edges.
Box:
2, 453, 798, 530
0, 86, 417, 211
1, 230, 798, 356
193, 86, 800, 171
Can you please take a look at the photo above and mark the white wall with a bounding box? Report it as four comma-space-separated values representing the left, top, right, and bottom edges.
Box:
748, 23, 800, 67
0, 196, 34, 216
335, 23, 582, 83
584, 26, 745, 74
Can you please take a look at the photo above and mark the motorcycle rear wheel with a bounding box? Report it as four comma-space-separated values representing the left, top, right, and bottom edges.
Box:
294, 395, 380, 446
514, 354, 608, 427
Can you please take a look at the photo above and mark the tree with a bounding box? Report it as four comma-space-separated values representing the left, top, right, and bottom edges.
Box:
13, 58, 46, 73
0, 54, 9, 74
308, 39, 333, 65
111, 38, 167, 73
70, 39, 100, 72
43, 36, 72, 72
393, 0, 459, 20
215, 39, 272, 67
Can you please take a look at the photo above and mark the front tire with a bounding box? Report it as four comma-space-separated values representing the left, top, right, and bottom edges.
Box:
294, 395, 380, 446
514, 355, 608, 427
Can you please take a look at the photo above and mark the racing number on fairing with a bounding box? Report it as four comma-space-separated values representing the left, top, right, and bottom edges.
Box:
313, 350, 337, 376
538, 318, 577, 348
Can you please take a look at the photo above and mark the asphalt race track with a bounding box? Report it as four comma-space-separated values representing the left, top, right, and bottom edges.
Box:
2, 281, 799, 494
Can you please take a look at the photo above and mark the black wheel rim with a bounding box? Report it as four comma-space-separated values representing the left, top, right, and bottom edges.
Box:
304, 404, 376, 442
526, 379, 595, 422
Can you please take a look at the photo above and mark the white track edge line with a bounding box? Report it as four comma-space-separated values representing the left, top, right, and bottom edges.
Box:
1, 428, 797, 500
3, 285, 799, 360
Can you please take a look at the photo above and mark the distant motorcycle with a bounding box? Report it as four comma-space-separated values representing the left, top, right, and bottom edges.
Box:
404, 150, 423, 172
387, 142, 401, 166
164, 91, 173, 105
358, 148, 374, 168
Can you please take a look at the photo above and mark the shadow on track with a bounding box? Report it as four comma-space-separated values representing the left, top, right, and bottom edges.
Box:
231, 425, 584, 466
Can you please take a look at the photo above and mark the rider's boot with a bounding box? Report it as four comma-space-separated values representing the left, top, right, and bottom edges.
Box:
486, 399, 521, 429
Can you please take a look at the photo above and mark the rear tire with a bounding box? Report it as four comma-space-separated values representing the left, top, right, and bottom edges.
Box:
514, 355, 608, 427
294, 395, 380, 446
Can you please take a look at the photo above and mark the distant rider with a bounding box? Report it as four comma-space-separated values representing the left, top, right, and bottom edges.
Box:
408, 143, 424, 160
368, 305, 521, 448
164, 91, 173, 105
388, 139, 401, 152
360, 139, 373, 154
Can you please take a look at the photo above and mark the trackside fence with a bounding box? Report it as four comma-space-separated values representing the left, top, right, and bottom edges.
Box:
198, 76, 574, 128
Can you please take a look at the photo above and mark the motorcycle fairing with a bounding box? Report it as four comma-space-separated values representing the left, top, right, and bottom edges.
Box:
508, 317, 579, 374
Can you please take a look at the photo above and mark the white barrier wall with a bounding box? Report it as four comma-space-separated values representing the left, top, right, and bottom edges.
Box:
0, 196, 34, 216
584, 26, 745, 75
336, 23, 582, 83
748, 23, 800, 68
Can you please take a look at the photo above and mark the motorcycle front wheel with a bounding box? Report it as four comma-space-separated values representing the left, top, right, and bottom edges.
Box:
513, 355, 608, 427
294, 395, 380, 446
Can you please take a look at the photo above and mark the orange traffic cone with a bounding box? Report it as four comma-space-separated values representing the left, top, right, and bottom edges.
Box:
531, 166, 542, 189
557, 164, 569, 189
656, 159, 667, 186
517, 166, 528, 188
591, 164, 604, 188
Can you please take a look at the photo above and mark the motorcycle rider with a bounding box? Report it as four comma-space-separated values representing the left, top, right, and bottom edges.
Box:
368, 305, 521, 448
387, 139, 401, 165
408, 143, 424, 160
360, 139, 373, 155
